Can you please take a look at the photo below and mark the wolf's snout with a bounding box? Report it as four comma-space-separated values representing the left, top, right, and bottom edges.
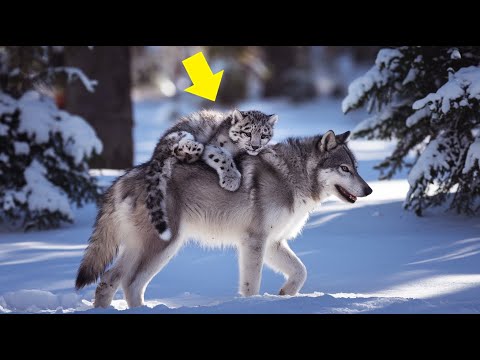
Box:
364, 185, 373, 196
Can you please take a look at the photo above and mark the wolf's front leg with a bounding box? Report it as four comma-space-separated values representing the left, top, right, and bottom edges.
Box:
264, 240, 307, 296
202, 145, 241, 191
237, 236, 266, 296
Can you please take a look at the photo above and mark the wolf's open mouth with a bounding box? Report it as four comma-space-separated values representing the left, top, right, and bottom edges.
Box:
335, 185, 357, 203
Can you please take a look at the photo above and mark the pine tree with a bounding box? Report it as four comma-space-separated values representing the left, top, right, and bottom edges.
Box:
343, 46, 480, 215
0, 46, 102, 230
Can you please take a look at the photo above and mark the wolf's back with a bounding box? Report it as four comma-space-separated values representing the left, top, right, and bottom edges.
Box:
75, 187, 119, 290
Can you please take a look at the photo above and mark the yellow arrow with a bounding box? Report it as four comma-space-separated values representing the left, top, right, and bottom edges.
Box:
182, 52, 224, 101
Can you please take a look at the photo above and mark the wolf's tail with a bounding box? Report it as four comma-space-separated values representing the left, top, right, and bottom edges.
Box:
75, 192, 119, 290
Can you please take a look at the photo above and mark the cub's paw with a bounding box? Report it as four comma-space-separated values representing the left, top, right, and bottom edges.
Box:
173, 140, 204, 163
219, 169, 242, 191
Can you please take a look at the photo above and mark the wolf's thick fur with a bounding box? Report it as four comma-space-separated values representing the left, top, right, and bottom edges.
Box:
145, 109, 277, 241
76, 130, 372, 308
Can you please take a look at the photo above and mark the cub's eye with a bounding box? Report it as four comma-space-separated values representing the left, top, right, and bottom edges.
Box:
341, 165, 350, 173
241, 131, 251, 137
261, 134, 269, 139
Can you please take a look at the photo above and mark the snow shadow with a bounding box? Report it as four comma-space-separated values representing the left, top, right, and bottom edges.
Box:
298, 198, 480, 305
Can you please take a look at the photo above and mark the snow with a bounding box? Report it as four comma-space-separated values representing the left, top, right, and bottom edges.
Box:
9, 68, 20, 77
1, 289, 82, 313
463, 137, 480, 173
406, 107, 430, 128
1, 91, 101, 223
451, 48, 461, 60
23, 160, 73, 218
353, 107, 393, 136
341, 67, 383, 113
2, 190, 26, 211
402, 67, 418, 86
57, 113, 103, 165
2, 192, 15, 211
17, 91, 58, 143
375, 48, 404, 69
342, 48, 404, 113
413, 66, 480, 114
15, 91, 102, 162
0, 123, 8, 136
407, 131, 469, 187
3, 159, 73, 218
13, 141, 29, 155
1, 97, 479, 314
0, 92, 16, 114
53, 67, 98, 93
407, 134, 448, 186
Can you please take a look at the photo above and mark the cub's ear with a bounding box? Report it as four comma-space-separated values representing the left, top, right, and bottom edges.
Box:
318, 130, 337, 152
268, 114, 279, 126
335, 131, 351, 144
232, 109, 243, 125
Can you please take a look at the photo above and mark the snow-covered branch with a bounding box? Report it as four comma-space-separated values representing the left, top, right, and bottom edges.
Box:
413, 66, 480, 115
52, 67, 98, 92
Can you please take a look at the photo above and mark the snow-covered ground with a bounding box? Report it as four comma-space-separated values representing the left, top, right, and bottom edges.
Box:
1, 96, 479, 314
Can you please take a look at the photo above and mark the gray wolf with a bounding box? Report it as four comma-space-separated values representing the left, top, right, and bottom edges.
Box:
75, 129, 372, 308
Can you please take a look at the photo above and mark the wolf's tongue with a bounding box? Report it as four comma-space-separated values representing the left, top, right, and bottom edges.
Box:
336, 185, 357, 203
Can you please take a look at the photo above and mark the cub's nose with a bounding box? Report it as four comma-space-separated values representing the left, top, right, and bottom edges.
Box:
251, 145, 260, 150
364, 185, 373, 196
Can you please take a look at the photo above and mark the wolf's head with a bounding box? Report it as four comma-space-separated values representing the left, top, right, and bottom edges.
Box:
314, 130, 372, 203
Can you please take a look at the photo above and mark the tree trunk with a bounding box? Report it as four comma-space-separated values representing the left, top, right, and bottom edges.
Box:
262, 46, 314, 101
263, 46, 296, 97
64, 46, 133, 169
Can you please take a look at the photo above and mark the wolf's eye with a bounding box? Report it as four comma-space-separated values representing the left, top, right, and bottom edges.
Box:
261, 134, 269, 139
241, 131, 251, 137
341, 165, 350, 173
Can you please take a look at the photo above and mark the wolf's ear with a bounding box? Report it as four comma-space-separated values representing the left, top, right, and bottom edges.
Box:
232, 109, 243, 125
268, 114, 278, 126
335, 131, 351, 144
319, 130, 337, 152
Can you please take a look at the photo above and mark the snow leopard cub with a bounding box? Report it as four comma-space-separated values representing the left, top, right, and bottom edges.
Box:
145, 109, 278, 241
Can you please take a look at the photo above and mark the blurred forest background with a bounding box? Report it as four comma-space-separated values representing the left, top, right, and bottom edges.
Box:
62, 46, 379, 169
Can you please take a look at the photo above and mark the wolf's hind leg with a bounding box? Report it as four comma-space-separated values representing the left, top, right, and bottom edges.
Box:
202, 145, 241, 191
93, 257, 126, 308
264, 240, 307, 296
122, 235, 185, 308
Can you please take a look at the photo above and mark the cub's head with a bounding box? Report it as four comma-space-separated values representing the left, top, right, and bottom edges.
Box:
229, 109, 278, 155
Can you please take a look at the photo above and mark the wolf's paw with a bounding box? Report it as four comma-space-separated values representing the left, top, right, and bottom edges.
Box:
220, 170, 241, 192
279, 289, 286, 296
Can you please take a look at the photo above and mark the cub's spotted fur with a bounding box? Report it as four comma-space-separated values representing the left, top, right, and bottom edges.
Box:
145, 109, 278, 240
